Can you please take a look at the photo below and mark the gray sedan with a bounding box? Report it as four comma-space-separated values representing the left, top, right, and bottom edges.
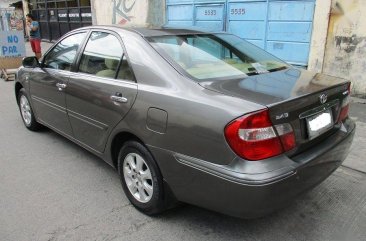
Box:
15, 26, 355, 218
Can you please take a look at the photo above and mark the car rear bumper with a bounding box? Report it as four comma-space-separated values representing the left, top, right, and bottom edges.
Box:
151, 119, 356, 218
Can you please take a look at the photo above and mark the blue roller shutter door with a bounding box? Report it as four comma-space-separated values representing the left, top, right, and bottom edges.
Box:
166, 0, 315, 66
195, 4, 225, 31
228, 1, 267, 48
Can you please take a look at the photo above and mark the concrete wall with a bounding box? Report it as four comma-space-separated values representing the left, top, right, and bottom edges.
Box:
92, 0, 165, 27
307, 0, 332, 73
0, 0, 18, 8
321, 0, 366, 96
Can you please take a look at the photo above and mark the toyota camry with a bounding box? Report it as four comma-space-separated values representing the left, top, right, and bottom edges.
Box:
15, 26, 355, 218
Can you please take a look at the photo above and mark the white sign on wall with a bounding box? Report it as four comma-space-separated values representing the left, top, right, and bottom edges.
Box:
0, 31, 25, 58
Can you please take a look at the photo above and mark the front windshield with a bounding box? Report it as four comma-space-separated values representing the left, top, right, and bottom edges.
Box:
148, 33, 288, 81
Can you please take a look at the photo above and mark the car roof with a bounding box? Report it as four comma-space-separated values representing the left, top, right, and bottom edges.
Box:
129, 26, 212, 37
76, 25, 221, 37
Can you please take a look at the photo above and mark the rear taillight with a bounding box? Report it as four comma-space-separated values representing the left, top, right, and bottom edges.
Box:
225, 109, 296, 161
338, 103, 349, 122
338, 83, 351, 122
275, 123, 296, 152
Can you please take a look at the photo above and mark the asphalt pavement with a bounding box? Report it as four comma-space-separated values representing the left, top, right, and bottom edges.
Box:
0, 43, 366, 241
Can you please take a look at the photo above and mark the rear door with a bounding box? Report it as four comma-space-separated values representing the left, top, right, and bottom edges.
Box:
29, 32, 87, 136
66, 31, 137, 153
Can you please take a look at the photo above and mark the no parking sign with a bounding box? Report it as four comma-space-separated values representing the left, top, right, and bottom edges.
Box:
0, 31, 25, 58
0, 31, 25, 69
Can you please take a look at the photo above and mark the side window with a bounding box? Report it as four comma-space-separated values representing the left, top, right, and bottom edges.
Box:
116, 55, 134, 81
188, 37, 223, 60
78, 31, 123, 79
43, 32, 86, 70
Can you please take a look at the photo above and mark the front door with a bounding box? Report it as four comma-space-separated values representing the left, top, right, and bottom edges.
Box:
30, 32, 87, 136
66, 31, 138, 153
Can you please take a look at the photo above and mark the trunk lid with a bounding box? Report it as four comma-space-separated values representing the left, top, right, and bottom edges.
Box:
199, 68, 350, 156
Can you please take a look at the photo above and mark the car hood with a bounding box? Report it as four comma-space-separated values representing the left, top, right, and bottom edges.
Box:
198, 68, 347, 106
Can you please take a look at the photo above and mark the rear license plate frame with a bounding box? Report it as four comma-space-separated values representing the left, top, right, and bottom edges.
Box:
306, 109, 334, 140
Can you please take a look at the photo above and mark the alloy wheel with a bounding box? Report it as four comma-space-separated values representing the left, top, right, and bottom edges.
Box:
20, 95, 32, 126
123, 153, 154, 203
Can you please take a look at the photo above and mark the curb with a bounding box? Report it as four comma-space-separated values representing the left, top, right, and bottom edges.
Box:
351, 97, 366, 104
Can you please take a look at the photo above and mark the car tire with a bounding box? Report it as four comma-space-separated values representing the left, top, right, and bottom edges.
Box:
118, 140, 167, 215
17, 88, 42, 131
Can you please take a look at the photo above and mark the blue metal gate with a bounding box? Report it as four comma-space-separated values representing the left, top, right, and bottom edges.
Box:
166, 0, 316, 66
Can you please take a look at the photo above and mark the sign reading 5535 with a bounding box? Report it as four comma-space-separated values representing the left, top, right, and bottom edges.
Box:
230, 8, 246, 15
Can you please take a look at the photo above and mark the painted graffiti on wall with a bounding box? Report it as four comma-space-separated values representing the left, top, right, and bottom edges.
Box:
323, 0, 366, 95
335, 35, 366, 53
1, 8, 24, 31
112, 0, 136, 25
93, 0, 164, 29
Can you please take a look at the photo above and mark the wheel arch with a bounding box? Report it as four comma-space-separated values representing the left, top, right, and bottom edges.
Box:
15, 82, 23, 105
110, 131, 145, 170
110, 130, 178, 209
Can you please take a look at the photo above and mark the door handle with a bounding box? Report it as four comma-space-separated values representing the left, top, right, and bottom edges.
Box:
110, 95, 128, 103
56, 83, 67, 91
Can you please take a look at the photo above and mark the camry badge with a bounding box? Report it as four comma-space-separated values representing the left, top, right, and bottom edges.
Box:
319, 93, 328, 104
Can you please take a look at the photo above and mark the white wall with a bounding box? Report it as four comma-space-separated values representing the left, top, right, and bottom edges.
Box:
307, 0, 332, 73
0, 0, 18, 8
92, 0, 164, 27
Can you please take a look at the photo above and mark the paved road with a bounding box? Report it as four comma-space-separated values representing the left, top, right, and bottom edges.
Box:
1, 78, 366, 240
24, 41, 54, 57
346, 101, 366, 173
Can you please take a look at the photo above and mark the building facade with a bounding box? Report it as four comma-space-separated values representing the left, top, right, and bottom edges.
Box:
11, 0, 366, 95
29, 0, 92, 41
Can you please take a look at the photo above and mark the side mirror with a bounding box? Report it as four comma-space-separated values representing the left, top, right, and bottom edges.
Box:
22, 56, 40, 68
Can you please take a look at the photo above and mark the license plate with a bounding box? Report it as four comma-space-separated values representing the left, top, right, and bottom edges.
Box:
306, 109, 333, 139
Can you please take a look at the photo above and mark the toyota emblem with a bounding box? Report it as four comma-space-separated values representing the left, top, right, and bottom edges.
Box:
319, 93, 328, 104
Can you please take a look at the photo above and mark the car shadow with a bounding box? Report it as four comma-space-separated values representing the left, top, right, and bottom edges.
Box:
34, 125, 365, 241
161, 172, 363, 241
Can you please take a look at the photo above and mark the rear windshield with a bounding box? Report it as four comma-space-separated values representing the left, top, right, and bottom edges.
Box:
147, 33, 289, 81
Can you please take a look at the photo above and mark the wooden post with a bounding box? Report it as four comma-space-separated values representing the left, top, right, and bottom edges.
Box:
0, 69, 9, 81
